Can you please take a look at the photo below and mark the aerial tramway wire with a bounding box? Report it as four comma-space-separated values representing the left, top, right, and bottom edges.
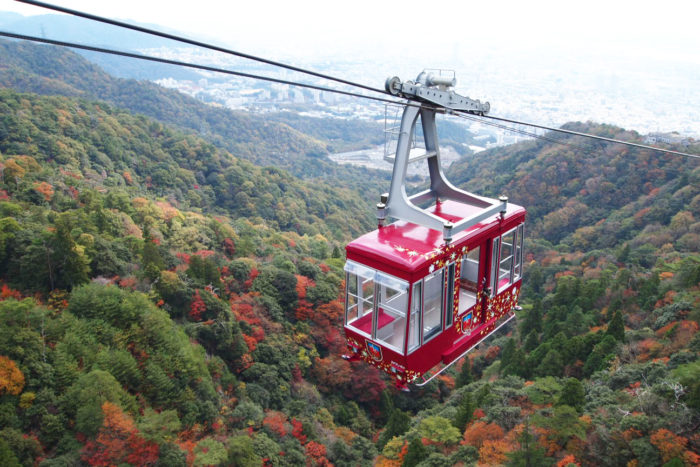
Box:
8, 0, 700, 160
0, 31, 411, 107
15, 0, 388, 96
475, 113, 700, 160
454, 112, 592, 153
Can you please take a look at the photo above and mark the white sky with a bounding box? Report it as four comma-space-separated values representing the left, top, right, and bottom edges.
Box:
3, 0, 699, 62
2, 0, 700, 136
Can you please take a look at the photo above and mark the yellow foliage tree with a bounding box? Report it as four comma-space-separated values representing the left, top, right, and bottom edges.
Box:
0, 355, 25, 396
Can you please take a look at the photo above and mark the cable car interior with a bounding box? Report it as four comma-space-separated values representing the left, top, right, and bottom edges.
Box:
342, 71, 526, 388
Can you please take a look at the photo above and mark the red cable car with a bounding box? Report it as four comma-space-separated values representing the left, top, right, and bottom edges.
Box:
342, 71, 526, 388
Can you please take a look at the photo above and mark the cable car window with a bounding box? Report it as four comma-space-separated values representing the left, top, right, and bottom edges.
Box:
375, 281, 408, 353
491, 237, 500, 296
423, 268, 444, 342
344, 261, 375, 336
408, 282, 421, 352
498, 229, 516, 292
514, 224, 524, 280
445, 263, 455, 328
459, 246, 480, 312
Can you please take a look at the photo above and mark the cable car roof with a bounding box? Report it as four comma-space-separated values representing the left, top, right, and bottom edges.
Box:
347, 200, 525, 275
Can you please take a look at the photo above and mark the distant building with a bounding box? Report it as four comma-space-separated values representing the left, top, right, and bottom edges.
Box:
644, 132, 690, 146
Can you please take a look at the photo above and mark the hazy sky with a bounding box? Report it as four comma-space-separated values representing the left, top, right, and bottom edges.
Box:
3, 0, 699, 62
2, 0, 699, 135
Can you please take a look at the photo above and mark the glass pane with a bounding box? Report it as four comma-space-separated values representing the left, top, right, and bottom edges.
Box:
409, 282, 421, 352
461, 246, 480, 285
423, 269, 444, 342
445, 263, 455, 327
375, 271, 408, 292
515, 224, 524, 279
491, 237, 500, 295
376, 283, 408, 353
346, 296, 358, 323
344, 260, 374, 280
347, 272, 357, 296
346, 270, 374, 336
459, 246, 479, 313
362, 278, 374, 301
498, 229, 516, 291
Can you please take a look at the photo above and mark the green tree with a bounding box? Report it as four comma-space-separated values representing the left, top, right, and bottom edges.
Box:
417, 416, 462, 445
377, 409, 410, 450
607, 310, 625, 342
377, 389, 394, 425
403, 438, 428, 467
506, 418, 548, 467
453, 391, 475, 432
456, 358, 474, 388
583, 335, 617, 377
535, 349, 564, 377
557, 378, 585, 412
141, 228, 165, 281
0, 438, 21, 467
52, 214, 90, 289
523, 330, 539, 352
503, 348, 528, 378
520, 301, 543, 335
227, 436, 261, 467
156, 443, 187, 467
500, 338, 517, 370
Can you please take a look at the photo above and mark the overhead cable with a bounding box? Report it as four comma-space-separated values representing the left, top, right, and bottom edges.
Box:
6, 2, 700, 160
16, 0, 389, 96
0, 31, 409, 107
454, 112, 591, 153
475, 113, 700, 159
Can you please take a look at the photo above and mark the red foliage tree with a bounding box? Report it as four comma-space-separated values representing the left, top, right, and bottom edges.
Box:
222, 238, 236, 257
311, 356, 351, 393
305, 441, 331, 466
81, 402, 159, 466
343, 362, 386, 404
291, 418, 307, 445
189, 289, 206, 321
243, 268, 259, 290
0, 284, 22, 300
263, 410, 289, 438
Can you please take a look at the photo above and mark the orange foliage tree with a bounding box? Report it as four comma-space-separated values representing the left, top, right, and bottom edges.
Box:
0, 355, 25, 395
478, 439, 513, 466
463, 420, 504, 449
649, 428, 699, 465
33, 181, 54, 201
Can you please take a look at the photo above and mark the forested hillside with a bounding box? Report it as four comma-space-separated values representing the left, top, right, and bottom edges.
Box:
0, 39, 698, 466
0, 39, 391, 185
0, 87, 386, 466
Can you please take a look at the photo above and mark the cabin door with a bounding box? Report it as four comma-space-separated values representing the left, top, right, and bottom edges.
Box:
457, 243, 484, 334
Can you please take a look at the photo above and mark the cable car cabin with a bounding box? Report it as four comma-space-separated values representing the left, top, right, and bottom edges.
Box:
342, 199, 525, 387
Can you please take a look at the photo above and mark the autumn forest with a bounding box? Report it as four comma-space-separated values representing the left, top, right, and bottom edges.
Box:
0, 39, 699, 466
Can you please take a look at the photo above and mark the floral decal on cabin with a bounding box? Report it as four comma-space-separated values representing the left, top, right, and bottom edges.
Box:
365, 340, 383, 361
